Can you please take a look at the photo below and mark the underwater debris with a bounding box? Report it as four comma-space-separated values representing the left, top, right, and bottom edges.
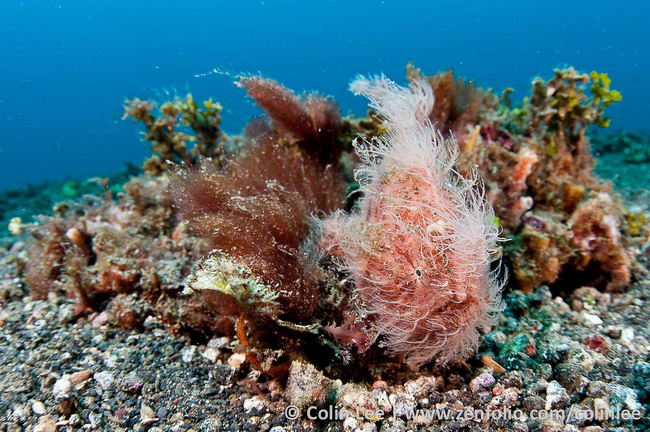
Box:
569, 193, 631, 291
22, 176, 191, 318
123, 94, 224, 176
23, 217, 66, 300
7, 217, 23, 235
321, 75, 504, 366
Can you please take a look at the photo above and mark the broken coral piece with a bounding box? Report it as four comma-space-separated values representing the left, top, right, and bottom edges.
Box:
570, 193, 631, 292
23, 176, 183, 315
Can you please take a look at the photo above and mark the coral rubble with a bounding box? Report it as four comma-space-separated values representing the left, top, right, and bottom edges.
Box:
1, 247, 647, 431
436, 66, 636, 292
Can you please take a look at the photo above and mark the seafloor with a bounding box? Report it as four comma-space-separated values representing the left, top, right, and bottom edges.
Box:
0, 258, 648, 432
0, 70, 649, 432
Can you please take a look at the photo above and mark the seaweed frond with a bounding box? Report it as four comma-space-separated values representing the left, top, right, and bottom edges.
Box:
406, 62, 497, 137
171, 137, 345, 321
123, 94, 224, 176
237, 76, 343, 165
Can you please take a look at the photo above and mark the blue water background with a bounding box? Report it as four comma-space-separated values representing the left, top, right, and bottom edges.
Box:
1, 0, 648, 190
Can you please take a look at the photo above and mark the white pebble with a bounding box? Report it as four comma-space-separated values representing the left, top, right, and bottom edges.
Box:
227, 353, 246, 368
94, 371, 115, 390
207, 337, 230, 349
140, 404, 159, 424
470, 372, 495, 393
202, 348, 220, 363
579, 311, 603, 326
545, 381, 568, 410
91, 311, 111, 328
33, 416, 57, 432
31, 400, 46, 415
243, 396, 265, 412
181, 346, 196, 363
343, 416, 358, 431
620, 328, 635, 347
53, 375, 71, 399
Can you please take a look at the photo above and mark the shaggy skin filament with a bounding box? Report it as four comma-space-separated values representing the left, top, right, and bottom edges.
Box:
321, 75, 504, 366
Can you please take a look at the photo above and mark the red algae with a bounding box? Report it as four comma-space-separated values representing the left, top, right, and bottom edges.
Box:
171, 139, 345, 321
237, 76, 343, 165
